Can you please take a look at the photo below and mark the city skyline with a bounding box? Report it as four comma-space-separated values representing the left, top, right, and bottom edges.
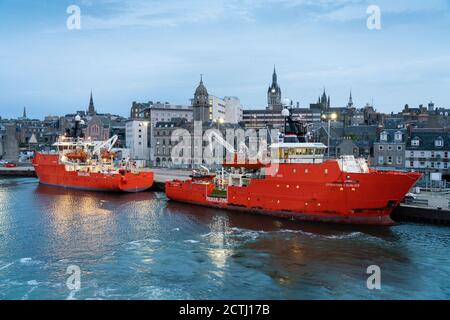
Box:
1, 0, 450, 119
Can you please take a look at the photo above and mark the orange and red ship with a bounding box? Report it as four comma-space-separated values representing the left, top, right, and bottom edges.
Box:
166, 112, 422, 225
33, 135, 153, 193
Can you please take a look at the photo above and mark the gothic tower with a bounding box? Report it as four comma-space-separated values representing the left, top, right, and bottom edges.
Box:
193, 75, 210, 122
267, 66, 282, 111
320, 88, 330, 110
88, 91, 96, 116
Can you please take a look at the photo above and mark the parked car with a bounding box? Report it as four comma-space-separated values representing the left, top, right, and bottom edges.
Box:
3, 162, 17, 168
0, 160, 8, 165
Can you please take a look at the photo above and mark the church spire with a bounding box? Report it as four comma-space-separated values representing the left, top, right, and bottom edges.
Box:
23, 106, 27, 119
347, 89, 354, 108
88, 91, 96, 116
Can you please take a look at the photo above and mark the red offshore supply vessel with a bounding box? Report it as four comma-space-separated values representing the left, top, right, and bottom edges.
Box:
33, 133, 153, 193
166, 110, 422, 225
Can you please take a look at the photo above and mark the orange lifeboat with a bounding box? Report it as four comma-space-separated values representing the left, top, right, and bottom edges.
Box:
65, 150, 88, 162
100, 148, 116, 161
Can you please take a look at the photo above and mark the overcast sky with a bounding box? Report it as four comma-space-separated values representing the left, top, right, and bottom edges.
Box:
1, 0, 449, 119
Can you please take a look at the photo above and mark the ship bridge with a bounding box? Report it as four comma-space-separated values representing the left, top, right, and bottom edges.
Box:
270, 142, 327, 164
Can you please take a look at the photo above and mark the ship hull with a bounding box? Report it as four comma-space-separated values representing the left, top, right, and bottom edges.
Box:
165, 161, 422, 226
32, 153, 154, 193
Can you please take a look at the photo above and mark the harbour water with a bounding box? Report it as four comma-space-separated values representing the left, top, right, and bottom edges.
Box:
1, 177, 449, 300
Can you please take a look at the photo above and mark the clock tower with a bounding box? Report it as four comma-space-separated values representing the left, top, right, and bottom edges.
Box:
267, 66, 282, 110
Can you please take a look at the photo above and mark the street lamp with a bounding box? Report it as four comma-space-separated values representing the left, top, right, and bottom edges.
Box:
213, 117, 224, 131
321, 113, 338, 158
281, 108, 290, 135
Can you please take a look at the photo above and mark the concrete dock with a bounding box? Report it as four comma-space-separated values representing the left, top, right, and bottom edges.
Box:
392, 191, 450, 225
2, 165, 449, 225
0, 166, 37, 177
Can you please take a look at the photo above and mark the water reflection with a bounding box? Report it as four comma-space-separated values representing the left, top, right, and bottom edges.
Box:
1, 178, 448, 299
34, 185, 163, 261
165, 201, 420, 297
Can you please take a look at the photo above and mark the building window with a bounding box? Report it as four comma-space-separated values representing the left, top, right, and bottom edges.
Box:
379, 145, 384, 151
435, 138, 444, 147
378, 156, 384, 165
395, 131, 402, 142
396, 156, 402, 165
380, 131, 388, 141
411, 137, 420, 146
397, 146, 402, 151
410, 161, 414, 167
388, 146, 393, 151
388, 156, 393, 164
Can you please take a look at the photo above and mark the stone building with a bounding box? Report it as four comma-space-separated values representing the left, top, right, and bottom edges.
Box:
373, 128, 407, 168
129, 101, 192, 163
1, 124, 19, 161
336, 138, 359, 158
153, 118, 189, 167
405, 128, 450, 180
85, 115, 111, 141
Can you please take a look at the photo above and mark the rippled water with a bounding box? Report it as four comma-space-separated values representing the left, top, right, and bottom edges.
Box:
0, 178, 449, 300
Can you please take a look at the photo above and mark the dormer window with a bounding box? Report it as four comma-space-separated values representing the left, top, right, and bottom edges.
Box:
411, 137, 420, 147
435, 137, 444, 147
380, 131, 388, 142
394, 131, 402, 142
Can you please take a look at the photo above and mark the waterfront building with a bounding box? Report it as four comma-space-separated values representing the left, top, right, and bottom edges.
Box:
153, 118, 189, 167
405, 128, 450, 180
125, 120, 150, 162
1, 123, 19, 161
129, 100, 192, 162
373, 128, 407, 169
